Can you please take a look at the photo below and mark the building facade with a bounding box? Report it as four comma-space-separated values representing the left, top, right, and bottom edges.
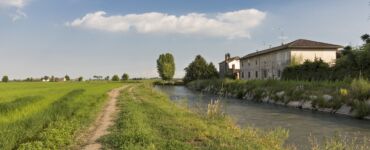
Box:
240, 39, 342, 80
219, 53, 240, 79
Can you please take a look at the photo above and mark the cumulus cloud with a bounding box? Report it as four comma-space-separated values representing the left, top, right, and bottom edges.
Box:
0, 0, 28, 8
0, 0, 29, 21
66, 9, 266, 39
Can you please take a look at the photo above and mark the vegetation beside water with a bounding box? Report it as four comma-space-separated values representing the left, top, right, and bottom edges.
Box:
187, 79, 370, 118
0, 82, 122, 150
101, 82, 289, 150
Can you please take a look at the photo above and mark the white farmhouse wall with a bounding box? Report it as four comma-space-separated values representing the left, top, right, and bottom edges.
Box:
240, 50, 290, 80
291, 49, 337, 65
227, 60, 240, 70
240, 49, 337, 80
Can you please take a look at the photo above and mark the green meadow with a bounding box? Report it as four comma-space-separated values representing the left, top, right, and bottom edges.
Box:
0, 82, 122, 150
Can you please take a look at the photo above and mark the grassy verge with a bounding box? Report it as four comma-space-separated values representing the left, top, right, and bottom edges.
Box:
0, 82, 122, 150
101, 82, 289, 150
187, 79, 370, 118
153, 79, 185, 86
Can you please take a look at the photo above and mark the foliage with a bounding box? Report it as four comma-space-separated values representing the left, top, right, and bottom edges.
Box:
0, 82, 121, 149
282, 58, 331, 81
309, 133, 369, 150
157, 53, 175, 80
121, 73, 129, 81
65, 75, 70, 81
351, 77, 370, 101
2, 75, 9, 82
101, 82, 289, 150
183, 55, 219, 83
78, 76, 83, 82
153, 80, 184, 85
112, 75, 120, 81
105, 76, 110, 81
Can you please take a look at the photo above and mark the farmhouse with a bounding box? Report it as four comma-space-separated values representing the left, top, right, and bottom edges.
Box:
219, 53, 240, 79
239, 39, 342, 80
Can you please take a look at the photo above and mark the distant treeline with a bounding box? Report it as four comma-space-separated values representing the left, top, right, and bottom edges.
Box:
282, 34, 370, 81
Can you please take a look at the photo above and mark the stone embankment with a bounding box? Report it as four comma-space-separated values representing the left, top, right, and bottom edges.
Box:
187, 79, 370, 120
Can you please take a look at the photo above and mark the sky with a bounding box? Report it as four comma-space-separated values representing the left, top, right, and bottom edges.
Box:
0, 0, 369, 79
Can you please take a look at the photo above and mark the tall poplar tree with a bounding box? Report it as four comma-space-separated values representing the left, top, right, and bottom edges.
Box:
157, 53, 175, 80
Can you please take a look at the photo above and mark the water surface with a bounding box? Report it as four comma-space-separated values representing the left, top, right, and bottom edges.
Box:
156, 85, 370, 149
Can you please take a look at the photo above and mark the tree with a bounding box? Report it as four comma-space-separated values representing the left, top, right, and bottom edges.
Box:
112, 75, 120, 81
2, 76, 9, 82
50, 76, 55, 82
361, 34, 370, 42
183, 55, 219, 83
207, 63, 219, 79
78, 76, 83, 82
105, 76, 110, 80
65, 75, 70, 81
157, 53, 175, 80
121, 73, 129, 80
43, 76, 49, 80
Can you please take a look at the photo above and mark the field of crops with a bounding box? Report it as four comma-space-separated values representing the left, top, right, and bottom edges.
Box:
0, 82, 122, 150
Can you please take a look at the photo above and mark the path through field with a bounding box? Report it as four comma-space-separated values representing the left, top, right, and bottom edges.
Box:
80, 85, 127, 150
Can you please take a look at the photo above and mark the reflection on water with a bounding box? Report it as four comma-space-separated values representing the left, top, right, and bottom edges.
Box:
155, 85, 370, 149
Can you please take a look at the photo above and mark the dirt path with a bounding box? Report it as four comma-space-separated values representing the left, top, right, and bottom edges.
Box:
78, 86, 127, 150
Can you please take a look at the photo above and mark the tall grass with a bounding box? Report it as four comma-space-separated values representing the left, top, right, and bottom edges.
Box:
0, 82, 122, 150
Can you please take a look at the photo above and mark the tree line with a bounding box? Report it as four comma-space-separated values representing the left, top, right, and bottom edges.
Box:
1, 73, 130, 82
282, 34, 370, 81
156, 53, 219, 83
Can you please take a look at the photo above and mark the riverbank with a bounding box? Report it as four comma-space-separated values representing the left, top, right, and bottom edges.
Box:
100, 82, 289, 149
187, 79, 370, 119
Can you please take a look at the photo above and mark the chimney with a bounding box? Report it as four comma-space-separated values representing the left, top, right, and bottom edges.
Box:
225, 53, 231, 61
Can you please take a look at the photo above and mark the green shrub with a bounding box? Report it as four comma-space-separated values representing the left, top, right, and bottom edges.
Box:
353, 100, 370, 118
351, 78, 370, 101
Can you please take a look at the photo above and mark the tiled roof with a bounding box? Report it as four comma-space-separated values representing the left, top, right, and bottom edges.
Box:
241, 39, 343, 59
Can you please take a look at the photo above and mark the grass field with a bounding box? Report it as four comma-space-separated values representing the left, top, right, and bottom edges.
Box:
0, 82, 122, 150
101, 82, 289, 150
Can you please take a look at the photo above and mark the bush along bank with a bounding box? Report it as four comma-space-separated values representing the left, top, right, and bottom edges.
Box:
187, 79, 370, 119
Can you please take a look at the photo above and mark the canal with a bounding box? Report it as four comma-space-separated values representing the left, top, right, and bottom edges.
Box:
156, 85, 370, 149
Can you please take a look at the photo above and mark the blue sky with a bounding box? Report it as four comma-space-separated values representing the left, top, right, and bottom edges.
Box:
0, 0, 369, 79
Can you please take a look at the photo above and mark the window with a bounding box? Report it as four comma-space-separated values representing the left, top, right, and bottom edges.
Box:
256, 60, 258, 65
255, 71, 258, 78
241, 62, 244, 67
232, 64, 235, 69
263, 70, 267, 78
278, 70, 281, 77
241, 72, 244, 78
248, 72, 251, 78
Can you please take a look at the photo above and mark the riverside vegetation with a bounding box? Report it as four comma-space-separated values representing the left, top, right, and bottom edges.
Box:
0, 82, 122, 149
101, 81, 369, 149
187, 79, 370, 119
101, 82, 290, 150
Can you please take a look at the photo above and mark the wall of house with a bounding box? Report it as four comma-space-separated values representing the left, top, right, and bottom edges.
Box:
228, 60, 240, 70
219, 60, 240, 78
219, 62, 227, 77
240, 49, 290, 80
290, 49, 337, 66
240, 49, 338, 80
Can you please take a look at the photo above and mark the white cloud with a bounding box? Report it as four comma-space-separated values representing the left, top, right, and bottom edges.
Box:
66, 9, 266, 39
0, 0, 28, 8
0, 0, 29, 21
